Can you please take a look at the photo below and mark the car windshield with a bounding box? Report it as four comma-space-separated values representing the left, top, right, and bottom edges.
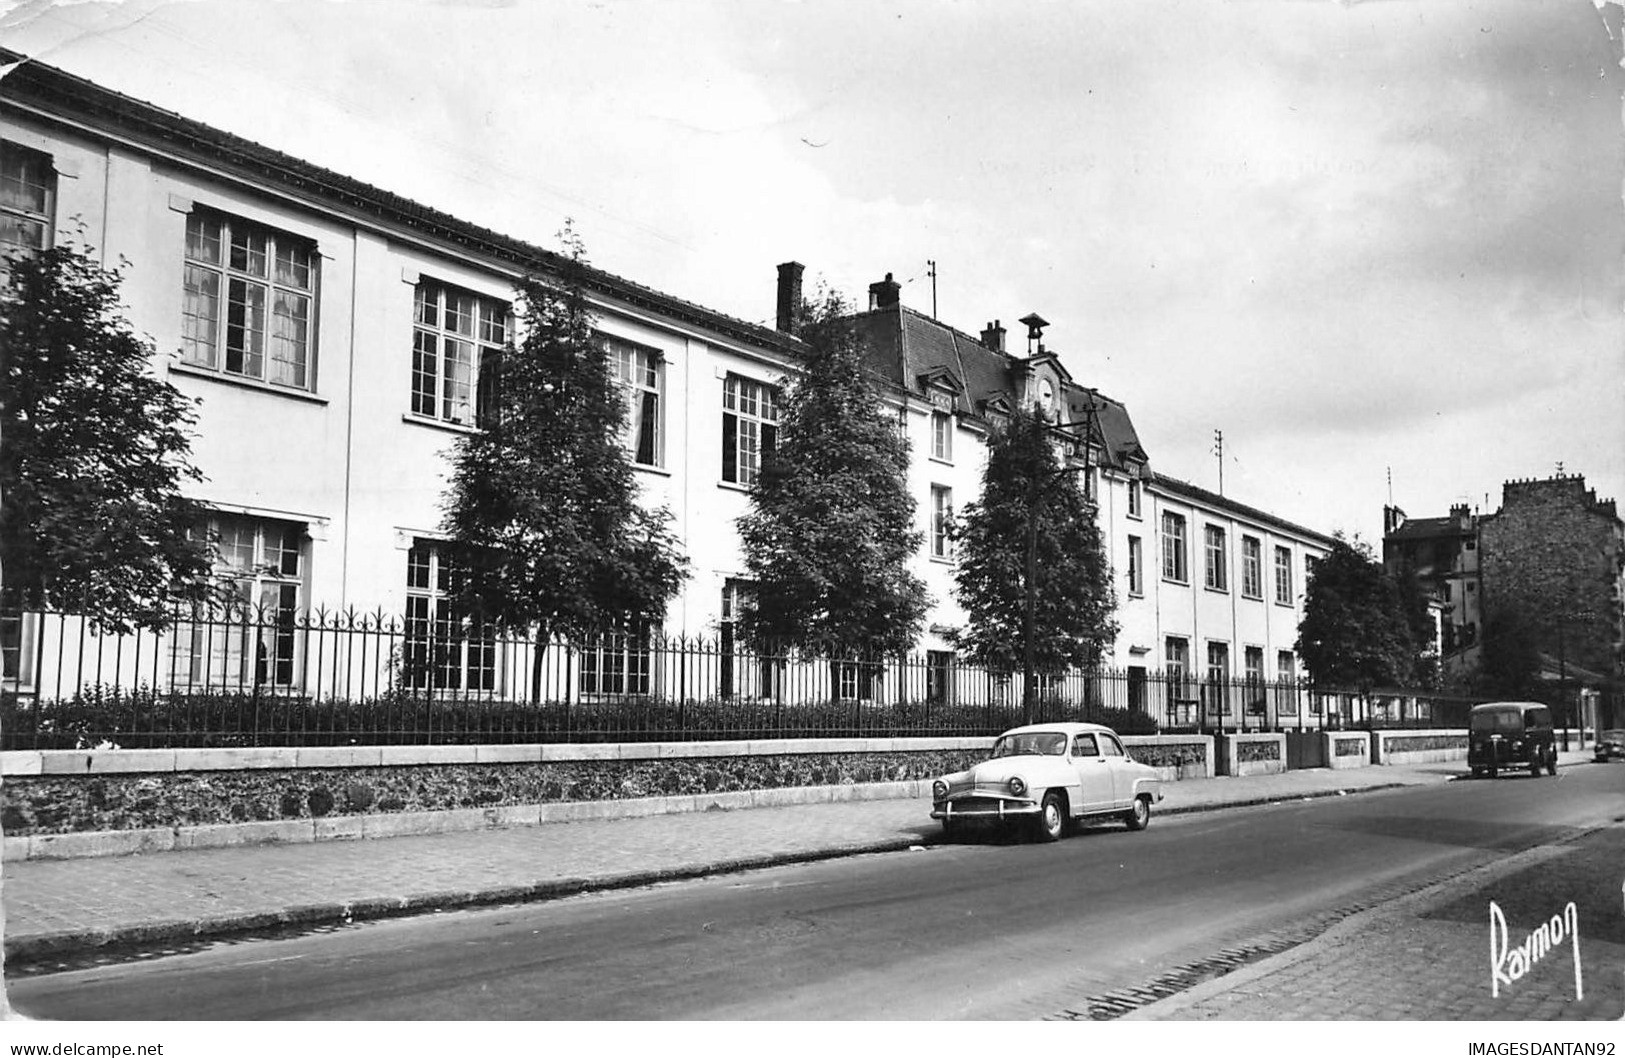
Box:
1469, 710, 1521, 734
992, 732, 1069, 758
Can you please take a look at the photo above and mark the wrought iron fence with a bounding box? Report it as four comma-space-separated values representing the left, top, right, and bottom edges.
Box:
0, 605, 1486, 749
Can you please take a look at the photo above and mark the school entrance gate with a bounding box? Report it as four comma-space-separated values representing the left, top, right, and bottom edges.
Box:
1284, 731, 1327, 770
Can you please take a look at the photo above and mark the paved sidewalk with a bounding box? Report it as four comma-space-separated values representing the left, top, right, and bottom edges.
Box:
0, 756, 1574, 969
1123, 807, 1624, 1021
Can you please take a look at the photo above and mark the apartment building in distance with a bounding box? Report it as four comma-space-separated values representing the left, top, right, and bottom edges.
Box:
1382, 503, 1485, 673
2, 53, 1333, 722
1385, 474, 1623, 729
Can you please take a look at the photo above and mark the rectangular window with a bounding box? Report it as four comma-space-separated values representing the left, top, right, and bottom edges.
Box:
927, 650, 953, 705
1276, 649, 1298, 717
604, 334, 663, 467
1164, 636, 1191, 724
411, 280, 508, 426
1, 611, 37, 688
174, 514, 305, 689
1127, 535, 1143, 596
931, 484, 953, 559
1241, 536, 1263, 598
931, 411, 953, 462
0, 141, 55, 260
1161, 512, 1188, 583
834, 659, 881, 702
182, 210, 317, 390
1204, 640, 1231, 718
719, 578, 779, 700
1275, 545, 1293, 604
722, 374, 779, 486
579, 620, 658, 697
1244, 645, 1265, 715
1127, 479, 1142, 518
1204, 525, 1227, 591
404, 542, 496, 693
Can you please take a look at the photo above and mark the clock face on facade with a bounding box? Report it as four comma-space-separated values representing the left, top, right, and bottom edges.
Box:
1038, 379, 1056, 420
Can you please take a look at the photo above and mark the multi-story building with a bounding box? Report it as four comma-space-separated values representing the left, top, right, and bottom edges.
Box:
849, 276, 1334, 725
1385, 475, 1624, 729
1479, 475, 1624, 728
1382, 503, 1484, 672
3, 53, 1333, 722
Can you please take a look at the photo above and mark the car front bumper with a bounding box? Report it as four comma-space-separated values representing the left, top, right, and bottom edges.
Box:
930, 795, 1039, 822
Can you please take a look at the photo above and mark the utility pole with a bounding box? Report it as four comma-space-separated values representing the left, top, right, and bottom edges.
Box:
1213, 428, 1224, 496
927, 260, 937, 320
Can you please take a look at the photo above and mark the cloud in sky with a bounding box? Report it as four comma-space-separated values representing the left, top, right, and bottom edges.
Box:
3, 0, 1620, 540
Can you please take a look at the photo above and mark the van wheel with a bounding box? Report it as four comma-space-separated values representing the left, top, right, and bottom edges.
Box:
1530, 752, 1542, 778
1547, 753, 1558, 777
1487, 762, 1498, 779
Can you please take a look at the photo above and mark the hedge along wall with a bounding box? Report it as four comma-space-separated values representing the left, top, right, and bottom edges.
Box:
0, 735, 1213, 861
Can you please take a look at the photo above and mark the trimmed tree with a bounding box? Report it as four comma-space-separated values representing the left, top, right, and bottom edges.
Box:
735, 290, 930, 666
1, 242, 214, 632
1295, 534, 1417, 694
950, 408, 1118, 721
1472, 604, 1542, 698
441, 232, 687, 698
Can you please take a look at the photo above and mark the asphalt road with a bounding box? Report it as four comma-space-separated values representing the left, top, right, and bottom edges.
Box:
10, 765, 1623, 1020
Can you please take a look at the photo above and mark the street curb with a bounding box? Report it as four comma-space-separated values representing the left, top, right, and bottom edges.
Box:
0, 778, 1437, 965
1115, 822, 1616, 1021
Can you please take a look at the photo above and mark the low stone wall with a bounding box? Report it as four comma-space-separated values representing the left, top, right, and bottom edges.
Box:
0, 732, 1214, 861
1326, 732, 1372, 770
1371, 729, 1467, 765
0, 738, 989, 861
1217, 732, 1285, 777
1121, 734, 1213, 781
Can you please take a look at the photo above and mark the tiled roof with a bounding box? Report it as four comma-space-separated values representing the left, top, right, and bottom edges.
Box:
1385, 517, 1473, 542
851, 304, 1149, 472
852, 305, 1014, 417
0, 49, 800, 357
1152, 475, 1335, 545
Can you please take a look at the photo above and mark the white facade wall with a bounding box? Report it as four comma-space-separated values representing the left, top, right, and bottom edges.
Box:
5, 101, 1332, 704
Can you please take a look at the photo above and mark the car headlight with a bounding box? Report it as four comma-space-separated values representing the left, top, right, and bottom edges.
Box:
933, 780, 949, 800
1009, 775, 1027, 797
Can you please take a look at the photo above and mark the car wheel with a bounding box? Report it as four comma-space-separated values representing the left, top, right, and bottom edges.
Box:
1470, 767, 1483, 779
1125, 794, 1151, 831
1547, 753, 1558, 777
1032, 791, 1065, 843
940, 818, 960, 840
1530, 752, 1542, 778
1487, 761, 1498, 779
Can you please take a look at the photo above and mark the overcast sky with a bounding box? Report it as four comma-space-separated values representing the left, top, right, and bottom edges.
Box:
4, 0, 1622, 543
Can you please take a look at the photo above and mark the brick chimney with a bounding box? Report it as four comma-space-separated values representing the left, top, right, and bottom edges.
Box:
776, 261, 804, 335
980, 320, 1006, 352
868, 272, 900, 310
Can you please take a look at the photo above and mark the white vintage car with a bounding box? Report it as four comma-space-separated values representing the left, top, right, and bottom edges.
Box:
931, 722, 1165, 842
